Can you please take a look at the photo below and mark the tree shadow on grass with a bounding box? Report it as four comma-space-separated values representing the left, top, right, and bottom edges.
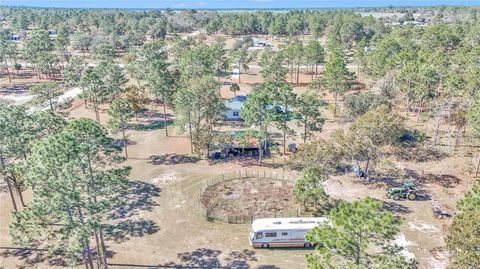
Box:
149, 153, 200, 165
112, 180, 161, 219
105, 180, 161, 244
0, 247, 82, 268
107, 248, 279, 268
113, 138, 137, 148
0, 181, 160, 267
0, 86, 28, 95
104, 219, 160, 243
129, 119, 174, 131
381, 200, 413, 215
160, 248, 258, 269
394, 146, 448, 163
420, 173, 461, 188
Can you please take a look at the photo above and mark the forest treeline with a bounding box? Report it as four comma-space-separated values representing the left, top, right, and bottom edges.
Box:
1, 6, 480, 44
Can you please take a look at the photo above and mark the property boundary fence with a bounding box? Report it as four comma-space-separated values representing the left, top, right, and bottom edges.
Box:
200, 170, 302, 224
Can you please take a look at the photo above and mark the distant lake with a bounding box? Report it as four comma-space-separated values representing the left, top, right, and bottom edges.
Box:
1, 0, 479, 9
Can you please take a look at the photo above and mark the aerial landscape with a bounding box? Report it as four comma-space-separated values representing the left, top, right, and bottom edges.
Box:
0, 0, 479, 268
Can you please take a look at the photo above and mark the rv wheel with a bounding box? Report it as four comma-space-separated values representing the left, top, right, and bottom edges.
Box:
304, 242, 312, 248
261, 243, 269, 248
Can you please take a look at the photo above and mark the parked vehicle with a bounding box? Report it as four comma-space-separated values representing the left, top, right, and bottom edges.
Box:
388, 181, 417, 200
249, 217, 330, 248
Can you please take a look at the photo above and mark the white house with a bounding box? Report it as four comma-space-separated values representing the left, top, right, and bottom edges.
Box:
224, 95, 246, 120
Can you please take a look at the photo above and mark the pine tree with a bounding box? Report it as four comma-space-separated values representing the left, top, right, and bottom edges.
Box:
107, 99, 134, 158
240, 82, 277, 163
272, 82, 296, 155
293, 168, 332, 216
230, 83, 240, 97
80, 67, 104, 123
323, 36, 354, 117
306, 198, 410, 268
447, 179, 480, 268
174, 76, 224, 156
28, 82, 63, 111
10, 118, 129, 268
304, 40, 325, 80
295, 91, 326, 143
259, 46, 288, 82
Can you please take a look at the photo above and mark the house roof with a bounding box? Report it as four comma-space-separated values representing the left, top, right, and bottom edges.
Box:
225, 95, 246, 110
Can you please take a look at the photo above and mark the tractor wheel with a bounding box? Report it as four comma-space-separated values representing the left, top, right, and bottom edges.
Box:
392, 194, 401, 201
407, 193, 417, 201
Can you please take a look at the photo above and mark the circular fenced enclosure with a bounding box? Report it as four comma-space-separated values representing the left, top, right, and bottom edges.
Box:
201, 171, 300, 224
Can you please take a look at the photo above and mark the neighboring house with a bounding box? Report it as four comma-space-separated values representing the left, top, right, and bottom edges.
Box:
223, 95, 292, 120
8, 34, 21, 41
402, 21, 424, 26
48, 30, 57, 37
252, 37, 270, 47
224, 95, 246, 120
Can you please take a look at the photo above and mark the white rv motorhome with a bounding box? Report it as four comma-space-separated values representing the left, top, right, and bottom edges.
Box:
249, 217, 330, 248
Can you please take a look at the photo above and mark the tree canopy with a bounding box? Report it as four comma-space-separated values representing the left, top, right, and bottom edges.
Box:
306, 197, 410, 269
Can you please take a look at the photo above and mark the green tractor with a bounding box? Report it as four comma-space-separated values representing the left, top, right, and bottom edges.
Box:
388, 181, 417, 201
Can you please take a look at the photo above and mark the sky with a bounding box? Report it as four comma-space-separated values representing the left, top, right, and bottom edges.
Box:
1, 0, 479, 9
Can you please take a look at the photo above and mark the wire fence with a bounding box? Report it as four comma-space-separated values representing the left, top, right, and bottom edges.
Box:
200, 170, 301, 224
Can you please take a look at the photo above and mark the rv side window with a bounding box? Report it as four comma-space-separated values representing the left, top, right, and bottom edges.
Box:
281, 232, 288, 236
255, 232, 263, 239
265, 232, 277, 237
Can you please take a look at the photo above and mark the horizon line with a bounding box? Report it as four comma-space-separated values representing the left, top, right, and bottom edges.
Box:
1, 4, 479, 11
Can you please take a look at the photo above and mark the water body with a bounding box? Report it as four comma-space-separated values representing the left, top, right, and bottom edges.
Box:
1, 0, 479, 9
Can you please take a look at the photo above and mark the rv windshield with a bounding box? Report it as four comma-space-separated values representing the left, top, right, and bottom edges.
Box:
249, 230, 255, 241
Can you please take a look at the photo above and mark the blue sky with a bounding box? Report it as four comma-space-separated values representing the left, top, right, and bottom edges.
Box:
1, 0, 478, 9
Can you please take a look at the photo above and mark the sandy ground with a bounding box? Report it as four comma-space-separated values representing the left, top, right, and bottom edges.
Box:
1, 34, 479, 269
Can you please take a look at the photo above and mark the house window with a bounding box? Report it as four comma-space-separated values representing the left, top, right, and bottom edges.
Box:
281, 232, 288, 236
233, 111, 239, 117
265, 232, 277, 238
